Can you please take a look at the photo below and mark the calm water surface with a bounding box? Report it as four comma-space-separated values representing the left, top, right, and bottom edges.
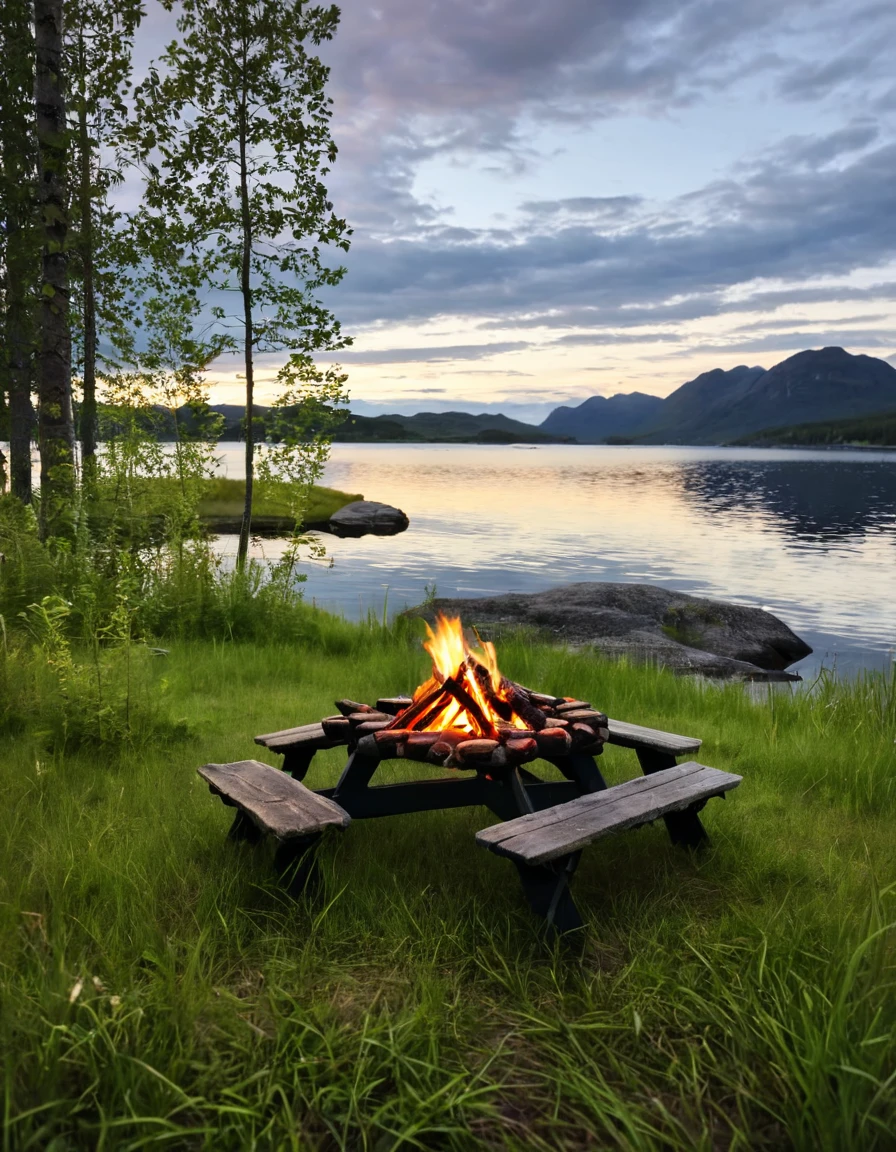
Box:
213, 443, 896, 679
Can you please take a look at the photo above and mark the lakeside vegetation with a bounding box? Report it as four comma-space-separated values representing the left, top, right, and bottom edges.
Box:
1, 548, 894, 1146
733, 410, 896, 449
196, 478, 363, 532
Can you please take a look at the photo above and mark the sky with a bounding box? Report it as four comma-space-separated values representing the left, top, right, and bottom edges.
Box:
142, 0, 896, 424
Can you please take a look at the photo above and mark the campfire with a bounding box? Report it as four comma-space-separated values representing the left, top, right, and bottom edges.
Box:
321, 615, 609, 773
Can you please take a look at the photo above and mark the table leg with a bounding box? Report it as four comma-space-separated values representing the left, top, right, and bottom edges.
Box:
283, 747, 315, 781
274, 832, 323, 897
553, 751, 607, 794
227, 809, 263, 844
513, 853, 583, 934
636, 748, 709, 849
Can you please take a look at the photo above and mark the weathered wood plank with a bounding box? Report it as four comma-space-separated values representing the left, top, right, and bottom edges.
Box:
255, 724, 348, 752
476, 762, 739, 864
605, 719, 702, 755
198, 760, 351, 839
478, 762, 704, 846
254, 721, 326, 743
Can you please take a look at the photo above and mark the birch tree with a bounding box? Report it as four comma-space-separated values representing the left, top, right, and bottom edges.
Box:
136, 0, 351, 569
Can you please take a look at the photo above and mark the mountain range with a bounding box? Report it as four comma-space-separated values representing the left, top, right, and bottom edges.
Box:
331, 409, 571, 443
189, 346, 896, 446
540, 347, 896, 444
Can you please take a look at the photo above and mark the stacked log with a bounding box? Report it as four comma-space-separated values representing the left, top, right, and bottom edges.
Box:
320, 673, 608, 773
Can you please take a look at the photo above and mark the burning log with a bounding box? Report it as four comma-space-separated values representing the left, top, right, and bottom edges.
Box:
504, 736, 539, 763
559, 709, 608, 724
385, 682, 444, 730
536, 727, 573, 756
336, 699, 376, 717
441, 675, 500, 739
465, 658, 514, 721
527, 691, 567, 707
354, 720, 391, 736
507, 688, 548, 731
348, 711, 390, 727
376, 696, 413, 714
373, 727, 413, 754
321, 716, 352, 739
331, 614, 608, 773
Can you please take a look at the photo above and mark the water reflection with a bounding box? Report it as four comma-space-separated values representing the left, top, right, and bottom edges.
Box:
679, 459, 896, 543
211, 443, 896, 677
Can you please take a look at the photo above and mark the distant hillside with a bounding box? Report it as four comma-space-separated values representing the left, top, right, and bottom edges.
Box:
631, 365, 766, 444
733, 410, 896, 448
636, 348, 896, 444
136, 405, 569, 444
538, 392, 663, 442
538, 348, 896, 445
333, 410, 573, 443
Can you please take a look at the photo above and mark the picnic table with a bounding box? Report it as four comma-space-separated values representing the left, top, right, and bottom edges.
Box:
198, 711, 740, 933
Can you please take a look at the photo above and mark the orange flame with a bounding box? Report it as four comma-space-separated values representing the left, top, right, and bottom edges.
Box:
407, 614, 527, 734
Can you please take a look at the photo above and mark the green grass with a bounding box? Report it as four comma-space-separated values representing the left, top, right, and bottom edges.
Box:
1, 623, 895, 1149
197, 478, 364, 528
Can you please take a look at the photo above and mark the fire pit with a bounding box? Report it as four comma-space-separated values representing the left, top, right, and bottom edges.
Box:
201, 615, 740, 934
321, 615, 610, 776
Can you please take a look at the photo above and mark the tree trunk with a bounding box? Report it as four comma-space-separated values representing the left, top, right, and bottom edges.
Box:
6, 292, 36, 503
34, 0, 76, 538
78, 96, 97, 479
1, 0, 36, 502
77, 52, 97, 480
236, 94, 254, 570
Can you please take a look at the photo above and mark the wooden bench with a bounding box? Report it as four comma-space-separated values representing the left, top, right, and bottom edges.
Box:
198, 759, 351, 891
476, 762, 740, 930
476, 761, 741, 864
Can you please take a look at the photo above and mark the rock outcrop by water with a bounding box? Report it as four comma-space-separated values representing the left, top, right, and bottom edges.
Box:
403, 583, 813, 680
328, 500, 409, 536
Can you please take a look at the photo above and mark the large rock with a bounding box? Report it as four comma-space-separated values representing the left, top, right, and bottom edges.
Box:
402, 583, 813, 680
328, 500, 409, 537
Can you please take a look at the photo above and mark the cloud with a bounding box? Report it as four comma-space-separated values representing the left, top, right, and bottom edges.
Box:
317, 340, 532, 364
123, 0, 896, 386
322, 0, 896, 237
520, 196, 644, 220
778, 53, 874, 101
552, 332, 684, 346
669, 332, 896, 356
731, 313, 891, 333
326, 139, 896, 333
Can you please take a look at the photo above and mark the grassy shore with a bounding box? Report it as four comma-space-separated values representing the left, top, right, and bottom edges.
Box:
196, 479, 364, 532
1, 619, 894, 1149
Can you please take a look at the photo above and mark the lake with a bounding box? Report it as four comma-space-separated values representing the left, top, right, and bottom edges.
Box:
209, 443, 896, 680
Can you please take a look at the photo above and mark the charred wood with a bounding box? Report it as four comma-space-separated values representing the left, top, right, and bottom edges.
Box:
336, 699, 374, 717
442, 675, 500, 739
376, 697, 413, 714
508, 689, 548, 731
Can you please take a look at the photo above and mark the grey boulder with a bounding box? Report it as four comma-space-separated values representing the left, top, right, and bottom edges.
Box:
328, 500, 409, 537
403, 582, 812, 680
